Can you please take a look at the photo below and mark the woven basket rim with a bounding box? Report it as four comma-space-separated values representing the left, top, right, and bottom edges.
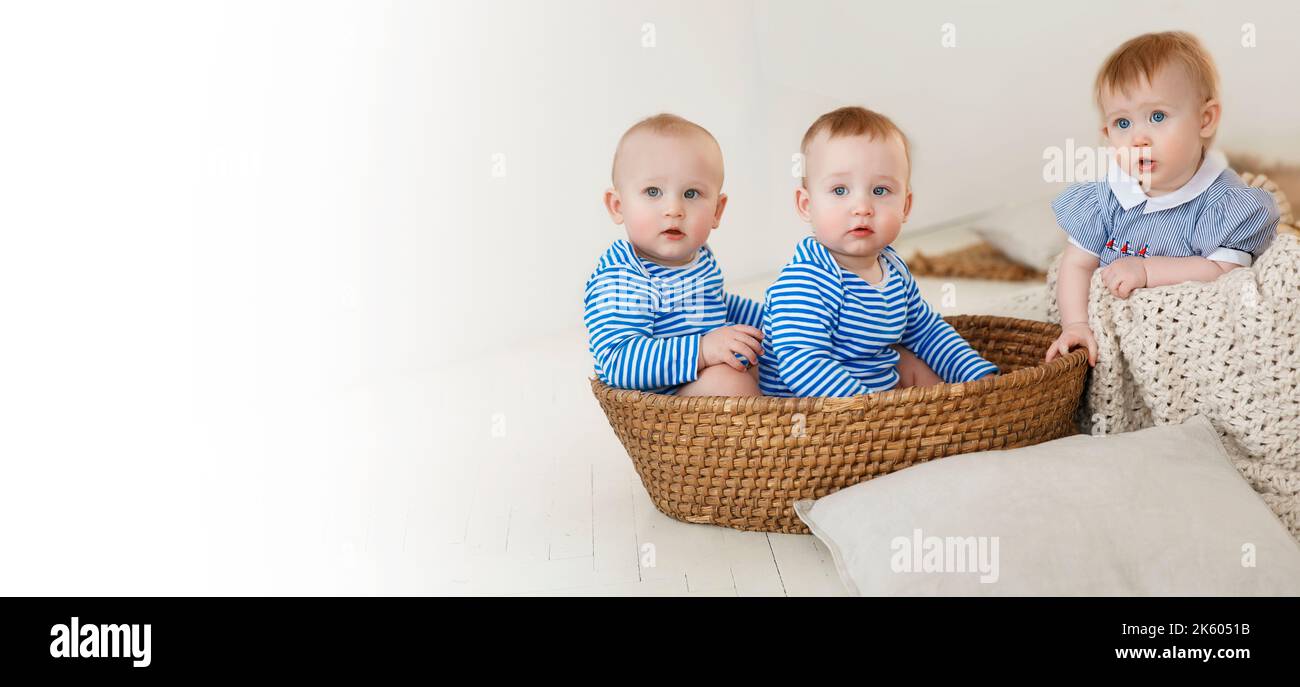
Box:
589, 314, 1087, 413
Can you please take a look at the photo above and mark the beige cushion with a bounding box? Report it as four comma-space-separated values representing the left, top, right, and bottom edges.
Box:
967, 195, 1065, 272
793, 416, 1300, 596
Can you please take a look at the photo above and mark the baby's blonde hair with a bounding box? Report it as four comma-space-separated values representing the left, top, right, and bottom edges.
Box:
1095, 31, 1220, 110
799, 106, 911, 187
610, 113, 722, 187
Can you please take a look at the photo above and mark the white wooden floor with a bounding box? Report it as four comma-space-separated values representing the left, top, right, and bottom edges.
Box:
427, 330, 849, 596
425, 227, 1046, 596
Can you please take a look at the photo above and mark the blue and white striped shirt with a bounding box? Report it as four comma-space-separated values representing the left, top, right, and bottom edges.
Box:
758, 236, 999, 397
1052, 151, 1279, 268
584, 239, 763, 393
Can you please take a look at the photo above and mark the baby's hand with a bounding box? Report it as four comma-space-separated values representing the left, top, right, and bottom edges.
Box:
1045, 322, 1097, 367
1100, 257, 1147, 299
700, 325, 763, 371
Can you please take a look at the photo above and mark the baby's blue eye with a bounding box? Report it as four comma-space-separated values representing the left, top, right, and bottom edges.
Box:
832, 186, 848, 196
1115, 118, 1131, 130
684, 189, 699, 199
645, 187, 661, 198
1150, 111, 1166, 123
872, 186, 889, 196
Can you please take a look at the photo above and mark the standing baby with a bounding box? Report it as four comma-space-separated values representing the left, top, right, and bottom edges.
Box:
1046, 31, 1280, 365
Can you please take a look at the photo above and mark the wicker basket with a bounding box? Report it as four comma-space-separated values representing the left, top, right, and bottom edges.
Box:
591, 315, 1089, 534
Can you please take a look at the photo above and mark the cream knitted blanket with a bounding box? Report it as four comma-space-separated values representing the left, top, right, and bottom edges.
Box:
1047, 227, 1300, 538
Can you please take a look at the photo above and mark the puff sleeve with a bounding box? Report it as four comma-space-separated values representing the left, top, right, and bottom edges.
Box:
1051, 182, 1108, 257
1190, 186, 1279, 266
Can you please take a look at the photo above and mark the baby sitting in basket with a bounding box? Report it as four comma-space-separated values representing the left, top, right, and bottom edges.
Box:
583, 114, 765, 397
757, 106, 999, 397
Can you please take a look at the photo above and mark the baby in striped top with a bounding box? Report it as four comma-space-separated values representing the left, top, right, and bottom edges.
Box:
758, 107, 999, 397
1045, 32, 1279, 366
584, 114, 764, 396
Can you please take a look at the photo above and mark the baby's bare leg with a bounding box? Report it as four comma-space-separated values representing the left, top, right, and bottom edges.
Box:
677, 363, 762, 397
893, 345, 942, 389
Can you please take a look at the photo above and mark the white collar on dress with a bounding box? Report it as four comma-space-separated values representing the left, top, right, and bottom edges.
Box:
1107, 149, 1227, 214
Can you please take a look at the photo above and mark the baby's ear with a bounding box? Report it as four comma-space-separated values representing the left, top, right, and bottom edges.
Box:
902, 189, 913, 223
1199, 99, 1222, 140
603, 188, 623, 225
712, 192, 728, 229
794, 185, 812, 222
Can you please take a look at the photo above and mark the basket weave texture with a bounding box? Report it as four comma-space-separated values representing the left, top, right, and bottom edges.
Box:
908, 240, 1046, 282
591, 315, 1089, 533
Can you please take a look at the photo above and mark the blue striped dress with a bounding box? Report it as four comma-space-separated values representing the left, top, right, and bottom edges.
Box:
584, 239, 763, 394
1052, 151, 1279, 268
758, 236, 999, 397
